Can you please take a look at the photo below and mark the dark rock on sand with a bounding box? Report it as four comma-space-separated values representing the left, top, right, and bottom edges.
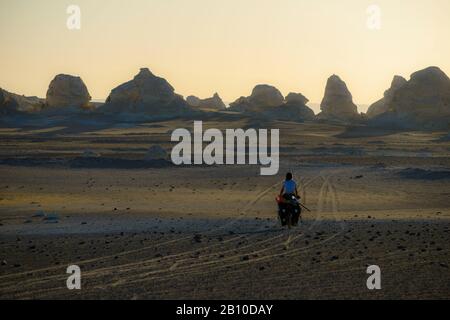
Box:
145, 145, 168, 161
82, 149, 101, 158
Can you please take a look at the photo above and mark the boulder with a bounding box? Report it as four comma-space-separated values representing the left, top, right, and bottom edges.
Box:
367, 75, 407, 118
318, 75, 359, 121
186, 93, 226, 110
82, 149, 101, 158
46, 74, 91, 108
101, 68, 190, 116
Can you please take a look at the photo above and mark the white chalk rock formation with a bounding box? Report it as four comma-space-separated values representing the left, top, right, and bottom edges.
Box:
367, 75, 407, 118
186, 93, 226, 110
46, 74, 91, 108
318, 75, 359, 121
101, 68, 190, 116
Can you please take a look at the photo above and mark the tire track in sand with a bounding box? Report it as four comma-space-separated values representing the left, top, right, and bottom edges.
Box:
0, 178, 290, 294
1, 175, 322, 298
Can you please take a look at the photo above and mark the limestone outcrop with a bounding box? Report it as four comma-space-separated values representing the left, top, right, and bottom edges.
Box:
318, 75, 359, 121
101, 68, 190, 116
186, 93, 226, 110
46, 74, 91, 108
367, 75, 407, 118
229, 85, 315, 121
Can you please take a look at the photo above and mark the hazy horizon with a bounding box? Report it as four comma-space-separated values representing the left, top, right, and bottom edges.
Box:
1, 0, 450, 109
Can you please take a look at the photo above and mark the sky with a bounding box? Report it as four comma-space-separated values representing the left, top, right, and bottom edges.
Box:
1, 0, 449, 112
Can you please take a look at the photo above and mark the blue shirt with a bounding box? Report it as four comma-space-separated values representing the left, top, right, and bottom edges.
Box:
283, 180, 297, 194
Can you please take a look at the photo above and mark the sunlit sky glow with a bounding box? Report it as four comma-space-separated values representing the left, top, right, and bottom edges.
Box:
1, 0, 449, 112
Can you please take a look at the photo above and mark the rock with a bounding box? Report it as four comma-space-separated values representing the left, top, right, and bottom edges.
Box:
389, 66, 450, 129
229, 86, 315, 121
318, 75, 359, 121
0, 88, 17, 115
46, 74, 91, 108
43, 213, 59, 221
82, 149, 101, 158
101, 68, 191, 116
1, 260, 7, 266
282, 92, 315, 121
186, 93, 226, 110
261, 92, 315, 121
32, 211, 46, 218
369, 67, 450, 130
285, 92, 309, 105
367, 75, 407, 118
1, 88, 45, 115
250, 85, 284, 107
229, 84, 284, 111
193, 234, 202, 243
330, 255, 339, 261
145, 145, 168, 161
186, 95, 201, 107
229, 96, 253, 112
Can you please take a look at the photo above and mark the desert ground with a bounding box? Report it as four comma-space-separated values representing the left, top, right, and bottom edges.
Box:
0, 117, 449, 299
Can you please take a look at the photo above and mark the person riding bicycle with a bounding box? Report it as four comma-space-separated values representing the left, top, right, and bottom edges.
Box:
279, 172, 300, 200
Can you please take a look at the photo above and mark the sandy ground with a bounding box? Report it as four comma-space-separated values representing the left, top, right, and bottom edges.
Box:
0, 119, 449, 299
